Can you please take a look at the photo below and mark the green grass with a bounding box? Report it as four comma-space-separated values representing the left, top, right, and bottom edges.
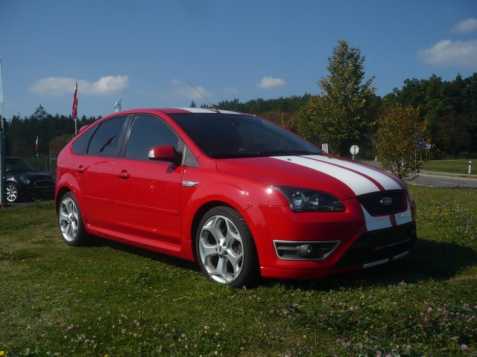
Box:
1, 186, 477, 356
423, 159, 476, 175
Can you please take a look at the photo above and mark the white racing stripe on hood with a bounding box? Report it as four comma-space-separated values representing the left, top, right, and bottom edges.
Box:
307, 155, 402, 191
273, 156, 381, 196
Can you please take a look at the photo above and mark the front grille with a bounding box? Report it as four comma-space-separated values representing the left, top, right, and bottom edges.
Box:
358, 190, 407, 216
336, 223, 416, 268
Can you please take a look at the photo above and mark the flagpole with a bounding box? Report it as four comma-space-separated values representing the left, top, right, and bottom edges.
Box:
72, 81, 78, 135
0, 59, 6, 206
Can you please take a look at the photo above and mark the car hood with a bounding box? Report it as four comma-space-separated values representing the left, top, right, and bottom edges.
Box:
216, 155, 403, 200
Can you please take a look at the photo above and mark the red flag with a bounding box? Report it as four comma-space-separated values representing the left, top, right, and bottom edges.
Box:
72, 82, 78, 120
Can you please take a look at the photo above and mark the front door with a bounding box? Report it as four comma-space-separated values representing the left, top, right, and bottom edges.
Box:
116, 114, 184, 245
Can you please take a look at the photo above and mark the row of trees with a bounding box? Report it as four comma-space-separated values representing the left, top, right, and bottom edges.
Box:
2, 40, 476, 177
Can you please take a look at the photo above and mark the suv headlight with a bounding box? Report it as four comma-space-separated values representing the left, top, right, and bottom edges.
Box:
277, 186, 345, 212
19, 175, 31, 185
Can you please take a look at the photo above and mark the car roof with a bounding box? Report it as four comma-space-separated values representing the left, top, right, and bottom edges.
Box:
111, 107, 244, 116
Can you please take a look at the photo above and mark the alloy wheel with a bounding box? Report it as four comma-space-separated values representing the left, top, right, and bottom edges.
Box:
198, 215, 244, 284
59, 197, 80, 242
5, 183, 18, 203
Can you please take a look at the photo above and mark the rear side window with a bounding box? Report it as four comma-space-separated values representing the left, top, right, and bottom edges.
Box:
72, 125, 96, 155
125, 115, 179, 160
88, 116, 126, 156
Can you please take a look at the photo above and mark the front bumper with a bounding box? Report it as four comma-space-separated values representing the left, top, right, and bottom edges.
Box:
261, 223, 416, 279
256, 196, 416, 280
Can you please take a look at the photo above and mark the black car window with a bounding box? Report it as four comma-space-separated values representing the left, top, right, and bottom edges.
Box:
5, 158, 32, 172
125, 115, 179, 160
88, 116, 126, 156
170, 113, 320, 159
72, 124, 97, 155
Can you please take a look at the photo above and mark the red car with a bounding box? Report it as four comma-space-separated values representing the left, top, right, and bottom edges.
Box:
55, 108, 416, 287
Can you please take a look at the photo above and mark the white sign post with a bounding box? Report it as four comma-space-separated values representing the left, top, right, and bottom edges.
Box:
321, 143, 329, 154
350, 144, 360, 160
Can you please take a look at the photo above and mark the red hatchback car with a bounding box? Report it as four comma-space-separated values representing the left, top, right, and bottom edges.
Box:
55, 108, 416, 287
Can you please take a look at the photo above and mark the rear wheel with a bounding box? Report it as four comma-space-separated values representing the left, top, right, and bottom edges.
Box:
195, 206, 259, 287
58, 192, 88, 246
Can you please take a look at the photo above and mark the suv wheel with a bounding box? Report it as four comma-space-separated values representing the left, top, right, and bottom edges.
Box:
195, 206, 259, 287
58, 192, 88, 245
5, 182, 19, 203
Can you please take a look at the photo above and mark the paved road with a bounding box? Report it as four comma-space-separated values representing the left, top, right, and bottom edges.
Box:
407, 172, 477, 188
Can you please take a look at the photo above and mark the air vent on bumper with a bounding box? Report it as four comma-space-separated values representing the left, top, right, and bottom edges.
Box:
274, 240, 340, 260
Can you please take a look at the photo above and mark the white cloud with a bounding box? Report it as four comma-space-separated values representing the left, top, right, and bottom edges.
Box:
171, 79, 210, 100
452, 18, 477, 33
31, 75, 128, 95
257, 76, 286, 89
419, 39, 477, 69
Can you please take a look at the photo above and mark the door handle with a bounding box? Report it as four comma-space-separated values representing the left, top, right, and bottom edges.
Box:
77, 165, 87, 173
119, 170, 129, 179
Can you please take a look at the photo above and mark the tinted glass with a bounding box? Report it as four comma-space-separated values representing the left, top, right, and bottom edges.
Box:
171, 113, 320, 159
88, 116, 126, 156
72, 125, 96, 155
5, 158, 32, 172
126, 115, 179, 160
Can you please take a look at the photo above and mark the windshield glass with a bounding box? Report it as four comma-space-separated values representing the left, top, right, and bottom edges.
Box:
5, 158, 33, 172
170, 113, 320, 159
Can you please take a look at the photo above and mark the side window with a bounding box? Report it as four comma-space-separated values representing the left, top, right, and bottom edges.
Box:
72, 125, 97, 155
88, 116, 126, 156
125, 115, 179, 160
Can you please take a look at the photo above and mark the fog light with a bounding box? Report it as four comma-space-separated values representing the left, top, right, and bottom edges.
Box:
296, 244, 313, 257
274, 240, 340, 260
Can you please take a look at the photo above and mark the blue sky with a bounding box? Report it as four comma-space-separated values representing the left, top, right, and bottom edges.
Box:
1, 0, 476, 118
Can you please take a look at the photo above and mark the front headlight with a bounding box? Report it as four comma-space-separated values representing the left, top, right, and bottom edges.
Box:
277, 186, 345, 212
19, 175, 31, 185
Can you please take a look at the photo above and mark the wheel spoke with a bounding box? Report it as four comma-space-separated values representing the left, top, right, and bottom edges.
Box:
225, 219, 241, 244
226, 249, 242, 273
199, 238, 218, 260
215, 256, 227, 277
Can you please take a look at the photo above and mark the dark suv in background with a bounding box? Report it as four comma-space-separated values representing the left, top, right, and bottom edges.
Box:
3, 157, 55, 203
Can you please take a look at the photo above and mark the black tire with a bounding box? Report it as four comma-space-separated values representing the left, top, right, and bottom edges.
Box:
195, 206, 260, 288
5, 182, 20, 203
57, 192, 89, 246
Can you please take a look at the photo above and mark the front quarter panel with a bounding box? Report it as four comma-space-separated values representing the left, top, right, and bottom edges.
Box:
180, 166, 272, 262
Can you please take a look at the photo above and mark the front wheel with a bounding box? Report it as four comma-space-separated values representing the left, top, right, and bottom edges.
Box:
195, 206, 259, 288
5, 182, 20, 203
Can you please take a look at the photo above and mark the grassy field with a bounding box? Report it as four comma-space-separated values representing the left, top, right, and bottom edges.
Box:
422, 159, 476, 175
1, 187, 476, 356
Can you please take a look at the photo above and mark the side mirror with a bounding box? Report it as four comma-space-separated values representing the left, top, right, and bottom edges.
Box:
148, 145, 180, 164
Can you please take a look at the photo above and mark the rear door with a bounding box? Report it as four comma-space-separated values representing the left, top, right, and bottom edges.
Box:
116, 114, 184, 245
81, 115, 129, 231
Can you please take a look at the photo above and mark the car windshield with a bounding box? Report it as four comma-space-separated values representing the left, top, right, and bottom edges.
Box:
170, 113, 320, 159
5, 158, 33, 172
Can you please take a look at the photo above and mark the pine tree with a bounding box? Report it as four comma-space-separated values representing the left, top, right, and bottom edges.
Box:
298, 40, 376, 155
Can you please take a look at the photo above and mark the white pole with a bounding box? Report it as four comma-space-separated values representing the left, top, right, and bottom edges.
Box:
0, 59, 5, 206
74, 119, 78, 135
468, 160, 472, 175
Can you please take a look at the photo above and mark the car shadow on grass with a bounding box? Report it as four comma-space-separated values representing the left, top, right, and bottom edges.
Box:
264, 238, 477, 290
85, 236, 477, 289
88, 236, 199, 272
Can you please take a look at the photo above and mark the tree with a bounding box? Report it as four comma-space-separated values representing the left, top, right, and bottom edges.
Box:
190, 100, 197, 108
376, 105, 426, 178
298, 40, 376, 155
